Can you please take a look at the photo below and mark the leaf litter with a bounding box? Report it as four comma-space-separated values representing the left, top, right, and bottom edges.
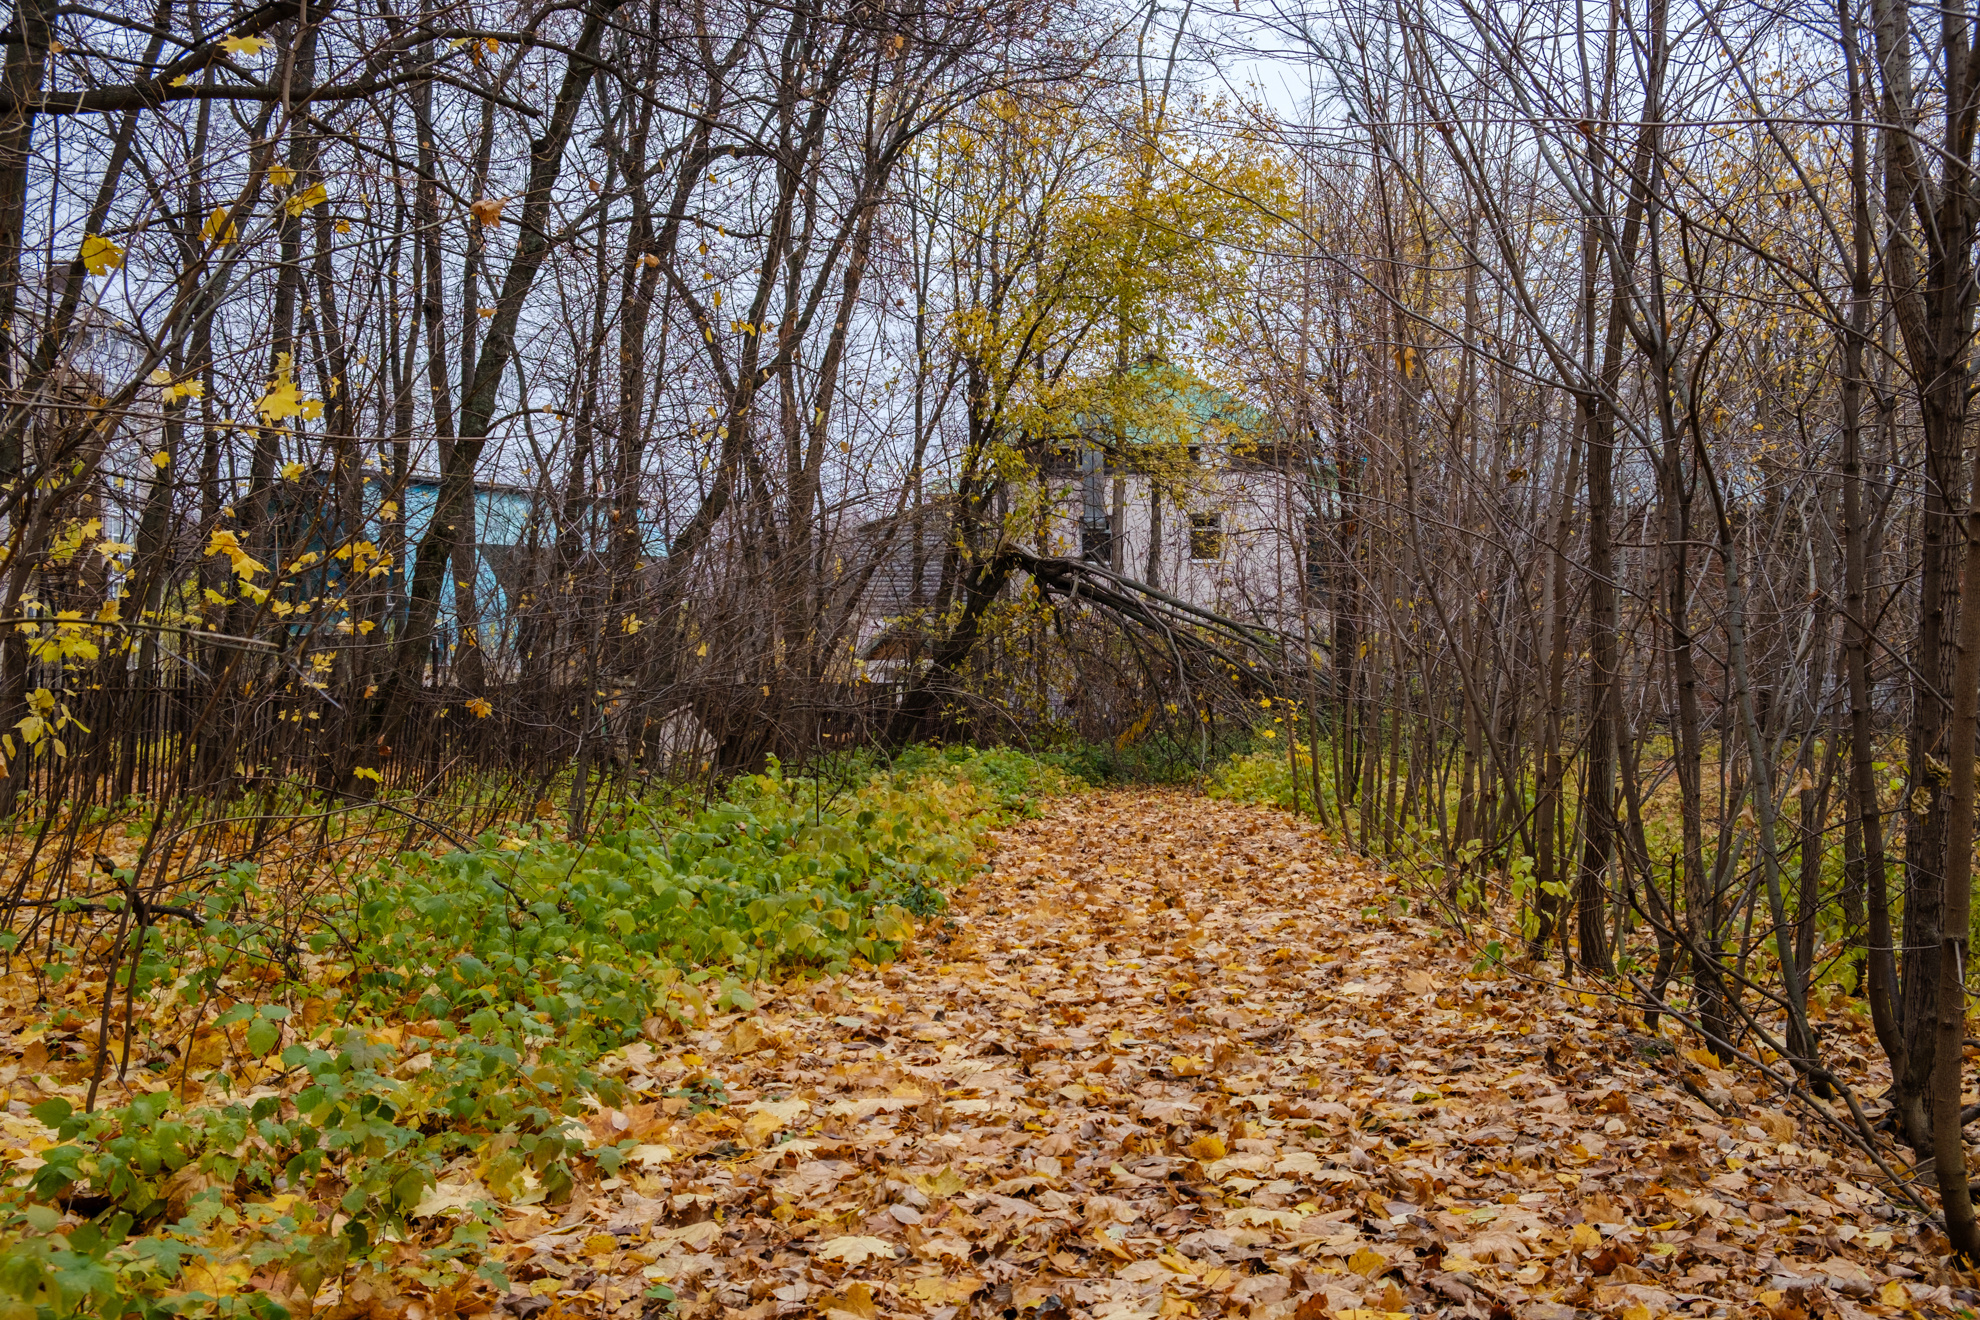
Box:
15, 789, 1969, 1318
395, 793, 1968, 1317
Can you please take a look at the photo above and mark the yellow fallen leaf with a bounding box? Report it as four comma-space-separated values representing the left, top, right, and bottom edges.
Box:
813, 1235, 898, 1267
1185, 1133, 1226, 1161
912, 1166, 965, 1198
743, 1097, 809, 1124
820, 1281, 879, 1320
907, 1276, 981, 1304
182, 1256, 252, 1296
409, 1176, 489, 1218
1570, 1222, 1603, 1252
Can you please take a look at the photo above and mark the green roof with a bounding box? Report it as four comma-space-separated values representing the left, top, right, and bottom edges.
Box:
1073, 360, 1270, 450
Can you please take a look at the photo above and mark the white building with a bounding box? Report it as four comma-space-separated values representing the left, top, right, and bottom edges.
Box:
855, 366, 1323, 671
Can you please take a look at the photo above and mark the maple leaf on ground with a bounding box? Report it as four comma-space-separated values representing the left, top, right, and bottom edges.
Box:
819, 1281, 880, 1320
410, 1177, 491, 1219
812, 1236, 899, 1266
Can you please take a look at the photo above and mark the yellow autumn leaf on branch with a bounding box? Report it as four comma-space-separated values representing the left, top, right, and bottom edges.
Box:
268, 162, 295, 188
284, 182, 328, 217
80, 234, 123, 276
256, 353, 322, 424
205, 529, 267, 580
220, 34, 271, 56
280, 462, 306, 481
200, 207, 237, 245
148, 368, 204, 401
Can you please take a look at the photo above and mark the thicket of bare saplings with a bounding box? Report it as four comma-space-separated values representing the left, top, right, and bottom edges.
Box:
11, 0, 1980, 1257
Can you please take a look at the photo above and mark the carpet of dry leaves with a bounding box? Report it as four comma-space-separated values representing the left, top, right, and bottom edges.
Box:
365, 790, 1961, 1320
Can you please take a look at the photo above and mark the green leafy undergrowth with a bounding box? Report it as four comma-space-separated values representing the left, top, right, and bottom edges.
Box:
0, 747, 1074, 1318
1208, 737, 1340, 819
882, 742, 1080, 814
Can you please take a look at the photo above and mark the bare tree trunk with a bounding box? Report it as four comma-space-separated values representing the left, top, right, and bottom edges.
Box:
1930, 398, 1980, 1258
1837, 0, 1902, 1061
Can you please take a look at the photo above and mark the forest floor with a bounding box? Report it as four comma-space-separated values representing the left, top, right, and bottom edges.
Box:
371, 789, 1968, 1320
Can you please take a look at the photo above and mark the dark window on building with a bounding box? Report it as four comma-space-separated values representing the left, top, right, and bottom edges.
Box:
1083, 520, 1115, 563
1189, 513, 1223, 562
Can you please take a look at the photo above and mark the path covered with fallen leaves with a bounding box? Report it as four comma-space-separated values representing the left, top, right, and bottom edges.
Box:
428, 791, 1961, 1320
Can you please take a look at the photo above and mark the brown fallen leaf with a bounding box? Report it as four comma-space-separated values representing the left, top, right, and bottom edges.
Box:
812, 1235, 900, 1266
